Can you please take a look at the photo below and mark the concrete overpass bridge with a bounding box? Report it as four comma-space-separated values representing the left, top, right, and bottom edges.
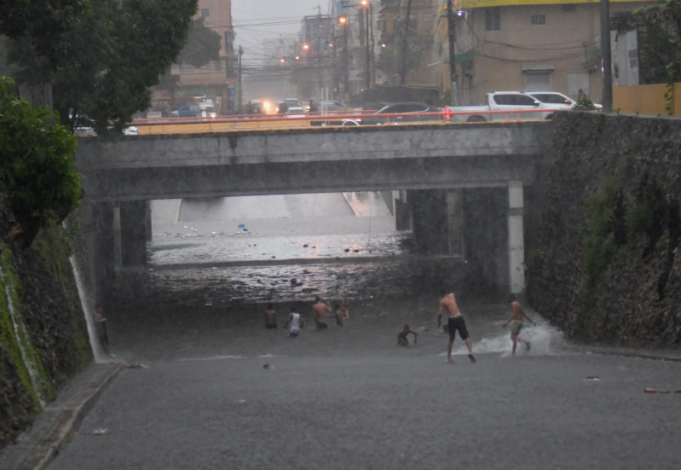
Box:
75, 121, 551, 303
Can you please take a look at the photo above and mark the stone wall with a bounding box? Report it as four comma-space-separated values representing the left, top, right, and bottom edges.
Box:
526, 112, 680, 347
0, 197, 92, 450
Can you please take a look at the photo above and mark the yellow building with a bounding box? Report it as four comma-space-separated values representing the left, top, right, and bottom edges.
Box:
434, 0, 655, 105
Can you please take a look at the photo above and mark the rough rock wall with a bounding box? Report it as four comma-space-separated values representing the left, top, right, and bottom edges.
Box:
0, 197, 92, 450
526, 113, 680, 347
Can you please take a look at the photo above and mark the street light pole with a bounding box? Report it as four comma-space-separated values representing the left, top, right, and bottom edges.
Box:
369, 3, 375, 85
338, 15, 350, 105
237, 45, 243, 112
362, 1, 370, 89
600, 0, 613, 111
400, 0, 414, 85
344, 22, 349, 104
447, 0, 458, 106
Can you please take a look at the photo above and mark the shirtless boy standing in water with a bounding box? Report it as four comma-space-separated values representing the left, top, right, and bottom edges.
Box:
264, 303, 277, 329
312, 296, 331, 329
438, 289, 476, 363
503, 294, 536, 355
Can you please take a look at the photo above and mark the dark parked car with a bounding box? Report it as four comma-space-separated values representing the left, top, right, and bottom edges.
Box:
351, 102, 442, 125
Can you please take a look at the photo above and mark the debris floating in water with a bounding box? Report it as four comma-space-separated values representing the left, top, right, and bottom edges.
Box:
127, 363, 149, 369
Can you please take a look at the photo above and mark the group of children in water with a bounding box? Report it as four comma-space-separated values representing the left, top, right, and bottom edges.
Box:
264, 291, 535, 358
264, 296, 349, 338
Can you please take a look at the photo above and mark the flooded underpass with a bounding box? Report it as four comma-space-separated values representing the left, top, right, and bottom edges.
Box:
107, 195, 566, 362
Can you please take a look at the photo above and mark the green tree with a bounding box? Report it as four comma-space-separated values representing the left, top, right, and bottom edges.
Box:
0, 78, 82, 247
613, 0, 680, 113
9, 0, 198, 137
177, 17, 222, 67
0, 0, 89, 68
635, 0, 681, 87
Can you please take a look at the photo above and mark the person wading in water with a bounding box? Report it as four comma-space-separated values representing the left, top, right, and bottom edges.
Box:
438, 289, 476, 364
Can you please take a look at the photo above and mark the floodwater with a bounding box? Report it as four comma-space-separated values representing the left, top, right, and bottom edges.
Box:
110, 194, 566, 362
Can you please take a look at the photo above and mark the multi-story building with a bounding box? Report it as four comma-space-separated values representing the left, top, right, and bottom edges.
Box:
375, 0, 442, 87
434, 0, 655, 105
167, 0, 236, 113
333, 1, 377, 103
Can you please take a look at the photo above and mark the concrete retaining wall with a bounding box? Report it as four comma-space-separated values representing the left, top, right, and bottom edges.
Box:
525, 112, 680, 347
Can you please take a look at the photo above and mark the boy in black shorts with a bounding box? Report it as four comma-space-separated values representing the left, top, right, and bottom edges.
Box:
437, 289, 476, 364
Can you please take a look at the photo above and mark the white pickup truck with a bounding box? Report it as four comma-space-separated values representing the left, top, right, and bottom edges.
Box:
445, 91, 558, 123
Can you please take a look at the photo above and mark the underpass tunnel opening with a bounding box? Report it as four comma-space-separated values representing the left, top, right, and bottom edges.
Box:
93, 182, 525, 313
405, 187, 517, 296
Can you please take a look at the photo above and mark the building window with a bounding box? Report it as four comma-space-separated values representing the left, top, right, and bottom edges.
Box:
485, 8, 500, 32
531, 15, 546, 25
524, 72, 552, 91
200, 8, 210, 18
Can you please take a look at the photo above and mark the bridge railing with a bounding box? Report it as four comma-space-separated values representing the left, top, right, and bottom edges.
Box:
129, 108, 559, 135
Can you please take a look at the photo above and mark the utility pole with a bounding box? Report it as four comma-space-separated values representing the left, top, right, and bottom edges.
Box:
343, 22, 349, 105
369, 3, 376, 86
447, 0, 458, 105
365, 4, 371, 89
399, 0, 413, 85
237, 45, 243, 112
338, 15, 350, 105
600, 0, 613, 112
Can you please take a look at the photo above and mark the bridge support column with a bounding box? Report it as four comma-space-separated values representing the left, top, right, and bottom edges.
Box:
446, 190, 464, 256
92, 202, 116, 306
408, 189, 450, 255
394, 190, 412, 232
119, 200, 149, 267
507, 181, 526, 294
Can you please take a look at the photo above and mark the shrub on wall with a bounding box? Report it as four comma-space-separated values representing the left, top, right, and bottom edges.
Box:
0, 77, 82, 248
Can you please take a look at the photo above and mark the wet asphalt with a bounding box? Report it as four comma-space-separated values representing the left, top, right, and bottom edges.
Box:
44, 348, 679, 470
18, 199, 682, 469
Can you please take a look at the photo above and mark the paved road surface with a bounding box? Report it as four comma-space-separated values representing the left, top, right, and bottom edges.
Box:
42, 328, 679, 470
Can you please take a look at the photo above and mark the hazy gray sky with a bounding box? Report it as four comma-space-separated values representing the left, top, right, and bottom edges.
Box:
232, 1, 333, 57
231, 1, 337, 101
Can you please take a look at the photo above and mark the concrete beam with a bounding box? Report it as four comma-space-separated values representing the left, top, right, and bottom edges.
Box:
80, 155, 536, 202
76, 122, 550, 171
76, 122, 547, 202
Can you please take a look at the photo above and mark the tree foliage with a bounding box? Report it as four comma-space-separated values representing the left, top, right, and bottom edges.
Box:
8, 0, 198, 137
0, 78, 82, 247
0, 0, 90, 68
634, 0, 681, 86
177, 18, 222, 68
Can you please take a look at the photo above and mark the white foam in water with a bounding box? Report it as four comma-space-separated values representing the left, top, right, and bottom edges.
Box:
447, 321, 566, 358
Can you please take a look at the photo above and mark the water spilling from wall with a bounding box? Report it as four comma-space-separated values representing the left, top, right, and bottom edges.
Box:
0, 265, 47, 408
70, 257, 108, 363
